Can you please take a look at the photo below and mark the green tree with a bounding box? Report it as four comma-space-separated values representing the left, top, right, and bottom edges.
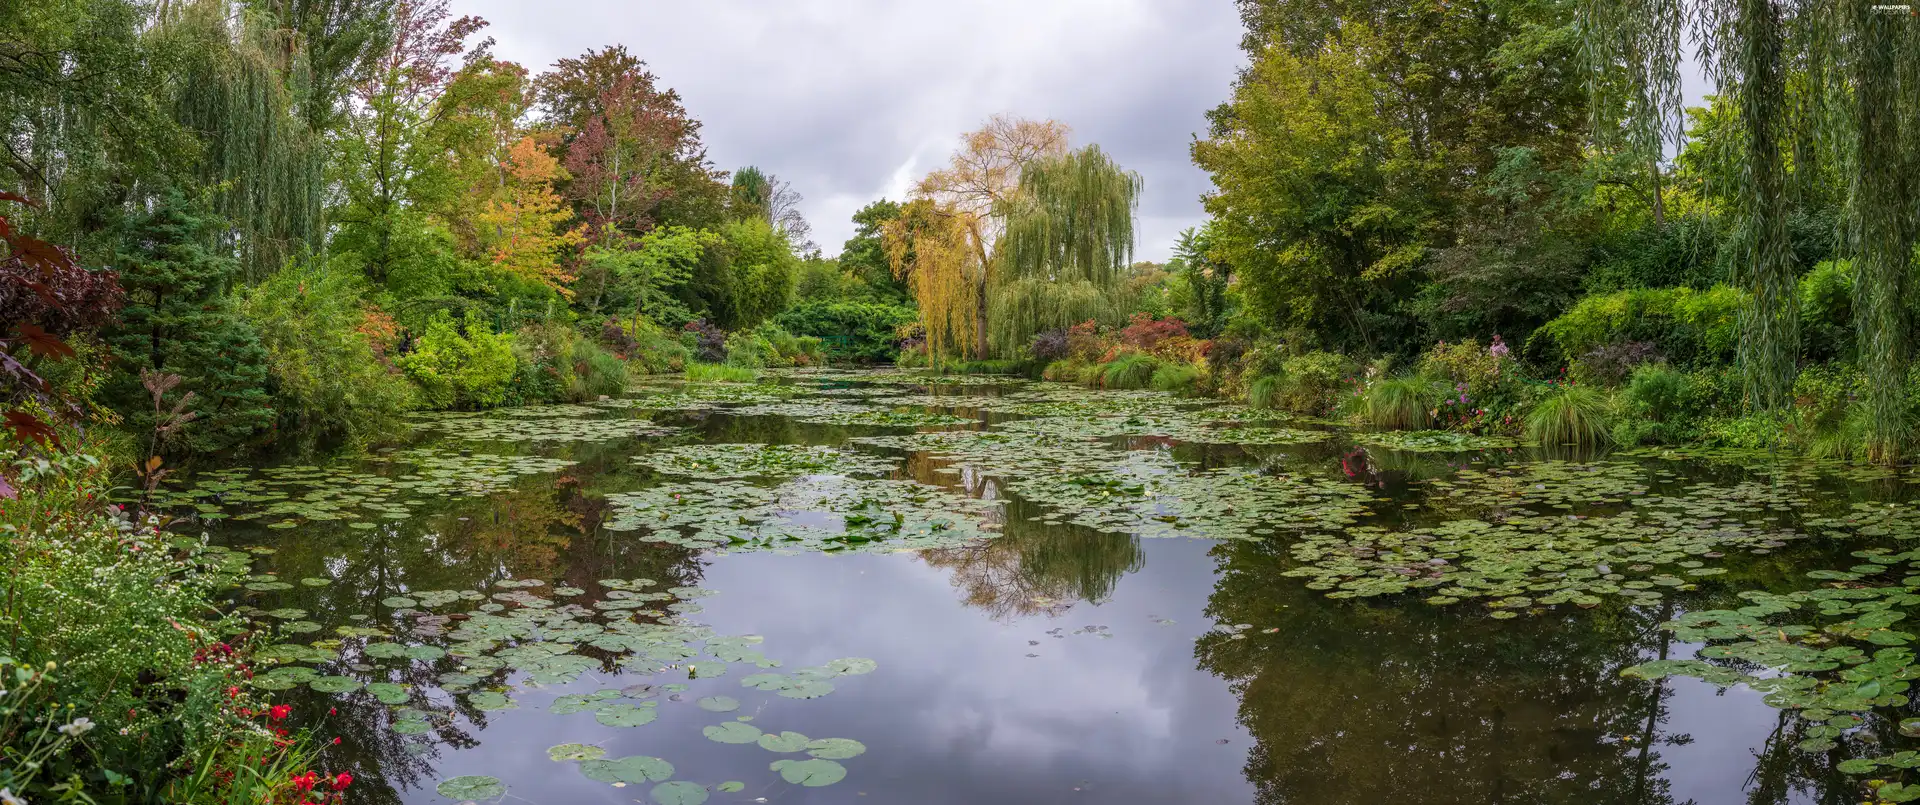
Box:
102, 190, 274, 453
719, 218, 797, 328
1173, 225, 1230, 338
989, 144, 1142, 353
583, 225, 719, 327
1193, 29, 1435, 353
840, 199, 910, 304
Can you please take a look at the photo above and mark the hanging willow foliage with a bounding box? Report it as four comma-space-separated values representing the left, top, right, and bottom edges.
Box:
161, 0, 326, 281
1584, 0, 1920, 461
883, 198, 980, 363
1840, 4, 1920, 462
989, 145, 1141, 353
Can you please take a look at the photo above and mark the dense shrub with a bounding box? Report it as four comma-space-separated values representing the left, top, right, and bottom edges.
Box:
1245, 350, 1355, 415
682, 320, 728, 363
0, 455, 336, 803
1612, 364, 1694, 446
685, 362, 757, 383
1573, 340, 1663, 387
239, 262, 417, 452
1537, 285, 1743, 368
400, 312, 518, 409
605, 318, 690, 374
774, 301, 917, 363
1030, 328, 1072, 363
1799, 260, 1854, 363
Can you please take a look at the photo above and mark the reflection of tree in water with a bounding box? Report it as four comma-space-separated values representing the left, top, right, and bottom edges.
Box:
242, 469, 708, 803
920, 494, 1142, 619
1198, 539, 1694, 805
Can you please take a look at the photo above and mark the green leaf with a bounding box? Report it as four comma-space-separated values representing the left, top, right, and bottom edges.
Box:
769, 758, 847, 787
650, 781, 709, 805
595, 702, 659, 727
696, 696, 740, 712
703, 721, 763, 744
717, 782, 745, 793
805, 738, 866, 760
436, 776, 505, 800
309, 676, 362, 693
366, 682, 408, 705
758, 731, 809, 753
825, 657, 876, 675
581, 755, 674, 785
548, 743, 606, 762
468, 691, 515, 711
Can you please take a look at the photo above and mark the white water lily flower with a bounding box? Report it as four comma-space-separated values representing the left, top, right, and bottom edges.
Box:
1, 786, 27, 805
57, 717, 93, 737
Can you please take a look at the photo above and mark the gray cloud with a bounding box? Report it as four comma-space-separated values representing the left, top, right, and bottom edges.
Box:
457, 0, 1245, 260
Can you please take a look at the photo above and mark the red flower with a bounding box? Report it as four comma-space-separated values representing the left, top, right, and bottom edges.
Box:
331, 772, 353, 791
226, 686, 240, 698
292, 771, 320, 793
331, 737, 341, 745
327, 707, 337, 716
269, 704, 292, 721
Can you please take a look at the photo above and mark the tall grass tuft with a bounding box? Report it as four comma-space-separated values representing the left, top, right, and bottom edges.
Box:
1149, 362, 1201, 394
1100, 354, 1160, 389
1526, 384, 1612, 447
685, 362, 758, 383
1359, 377, 1434, 430
1248, 374, 1284, 409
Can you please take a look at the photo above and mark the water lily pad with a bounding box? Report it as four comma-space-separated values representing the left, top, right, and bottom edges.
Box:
650, 781, 709, 805
758, 731, 809, 753
703, 721, 763, 744
366, 682, 408, 704
776, 680, 834, 699
769, 758, 846, 787
581, 755, 674, 785
468, 691, 515, 710
805, 738, 866, 759
436, 775, 505, 800
392, 719, 432, 735
697, 696, 740, 712
548, 743, 606, 761
309, 676, 362, 693
717, 782, 745, 793
595, 702, 659, 727
824, 657, 876, 675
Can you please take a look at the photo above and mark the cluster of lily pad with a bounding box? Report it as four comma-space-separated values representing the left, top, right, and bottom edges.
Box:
240, 569, 876, 802
143, 450, 576, 526
604, 475, 1005, 552
1280, 461, 1820, 612
1621, 549, 1920, 802
632, 443, 900, 480
415, 408, 678, 443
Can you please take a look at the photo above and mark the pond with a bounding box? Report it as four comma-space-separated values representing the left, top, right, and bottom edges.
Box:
153, 369, 1920, 805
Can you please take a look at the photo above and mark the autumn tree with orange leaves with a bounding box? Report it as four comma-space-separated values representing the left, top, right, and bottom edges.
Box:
476, 137, 587, 296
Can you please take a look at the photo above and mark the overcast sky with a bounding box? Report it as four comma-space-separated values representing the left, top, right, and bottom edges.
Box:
455, 0, 1247, 262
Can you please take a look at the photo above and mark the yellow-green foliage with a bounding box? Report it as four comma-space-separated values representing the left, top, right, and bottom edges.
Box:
1245, 350, 1354, 415
240, 265, 417, 452
1537, 286, 1744, 365
400, 312, 518, 409
1099, 354, 1160, 389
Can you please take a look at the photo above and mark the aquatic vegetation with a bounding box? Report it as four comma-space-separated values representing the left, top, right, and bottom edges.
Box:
417, 409, 678, 443
685, 362, 759, 383
633, 443, 899, 480
605, 475, 1004, 552
1353, 430, 1520, 452
144, 449, 576, 524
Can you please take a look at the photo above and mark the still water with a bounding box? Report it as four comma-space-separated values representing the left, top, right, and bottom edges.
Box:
167, 370, 1907, 805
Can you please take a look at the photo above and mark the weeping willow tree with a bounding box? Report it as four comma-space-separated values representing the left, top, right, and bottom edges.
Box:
1838, 5, 1920, 462
987, 145, 1142, 354
1583, 0, 1800, 412
160, 0, 326, 280
883, 198, 980, 363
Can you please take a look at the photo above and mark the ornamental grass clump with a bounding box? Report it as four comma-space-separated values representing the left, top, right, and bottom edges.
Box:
1358, 377, 1434, 430
1526, 384, 1612, 447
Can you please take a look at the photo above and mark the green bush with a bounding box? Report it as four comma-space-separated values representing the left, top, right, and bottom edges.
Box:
606, 318, 691, 374
686, 362, 758, 383
1526, 384, 1612, 447
774, 301, 917, 362
1150, 362, 1202, 394
400, 312, 518, 409
1537, 285, 1744, 368
0, 454, 328, 803
239, 262, 417, 452
723, 330, 771, 368
1100, 354, 1161, 389
1244, 350, 1355, 416
569, 337, 629, 400
1043, 359, 1086, 382
1356, 377, 1435, 430
1611, 364, 1693, 446
1799, 260, 1854, 363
